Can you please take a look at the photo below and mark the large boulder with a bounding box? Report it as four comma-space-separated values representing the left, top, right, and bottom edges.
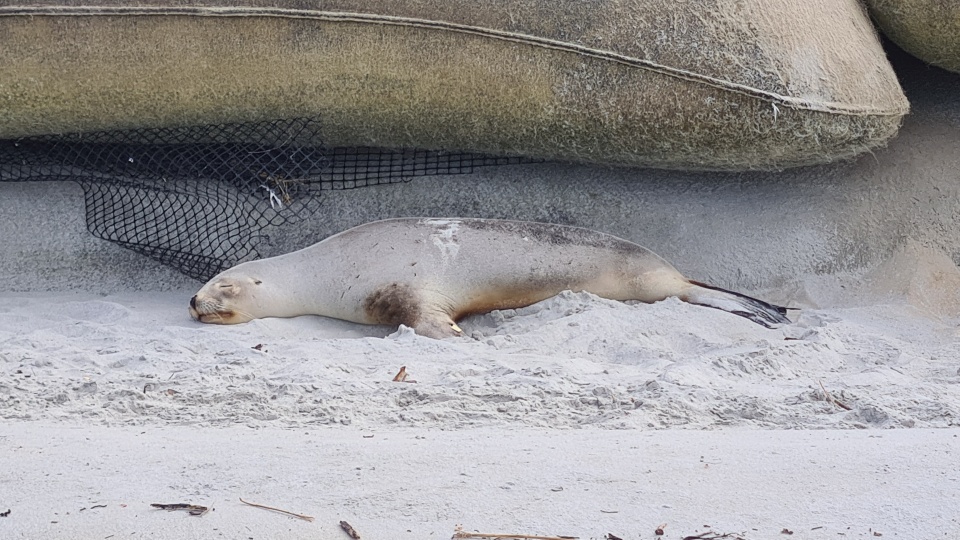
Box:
0, 1, 908, 170
865, 0, 960, 73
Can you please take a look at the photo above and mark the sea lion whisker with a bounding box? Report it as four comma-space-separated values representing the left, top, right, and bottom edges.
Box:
232, 308, 257, 322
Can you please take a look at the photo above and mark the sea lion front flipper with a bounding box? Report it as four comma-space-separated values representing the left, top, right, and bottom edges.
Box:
363, 282, 466, 338
412, 315, 465, 339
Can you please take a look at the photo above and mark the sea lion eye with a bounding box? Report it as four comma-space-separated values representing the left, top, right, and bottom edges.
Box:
254, 280, 262, 285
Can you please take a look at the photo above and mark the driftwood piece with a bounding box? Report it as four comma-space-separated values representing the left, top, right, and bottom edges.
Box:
340, 520, 362, 539
239, 498, 315, 522
150, 503, 209, 516
453, 524, 578, 540
818, 380, 853, 411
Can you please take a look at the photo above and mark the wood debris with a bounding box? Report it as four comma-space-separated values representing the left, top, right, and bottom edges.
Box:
239, 498, 314, 522
452, 525, 578, 540
392, 366, 416, 383
340, 520, 362, 539
819, 380, 852, 410
150, 503, 209, 516
682, 533, 747, 540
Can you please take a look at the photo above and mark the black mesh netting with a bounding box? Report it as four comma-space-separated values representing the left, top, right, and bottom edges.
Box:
0, 117, 537, 281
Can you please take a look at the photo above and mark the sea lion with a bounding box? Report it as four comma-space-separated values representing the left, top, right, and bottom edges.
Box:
189, 218, 790, 338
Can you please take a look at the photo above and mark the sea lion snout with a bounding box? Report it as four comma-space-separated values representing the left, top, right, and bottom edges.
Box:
188, 294, 203, 321
189, 283, 250, 324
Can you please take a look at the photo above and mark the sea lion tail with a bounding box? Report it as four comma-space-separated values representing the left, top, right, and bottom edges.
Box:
684, 280, 791, 328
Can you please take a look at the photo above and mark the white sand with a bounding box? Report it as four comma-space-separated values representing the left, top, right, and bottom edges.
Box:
2, 257, 960, 539
2, 285, 959, 431
4, 425, 958, 539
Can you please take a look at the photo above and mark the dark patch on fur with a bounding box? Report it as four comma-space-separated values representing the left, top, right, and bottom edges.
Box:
460, 219, 648, 256
362, 282, 422, 326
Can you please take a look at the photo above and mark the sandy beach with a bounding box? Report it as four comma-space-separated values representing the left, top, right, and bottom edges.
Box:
2, 285, 959, 539
5, 424, 958, 540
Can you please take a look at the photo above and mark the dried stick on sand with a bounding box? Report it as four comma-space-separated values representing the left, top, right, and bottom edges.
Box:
392, 366, 417, 383
150, 503, 209, 516
239, 498, 315, 522
453, 526, 578, 540
340, 520, 362, 539
818, 380, 853, 411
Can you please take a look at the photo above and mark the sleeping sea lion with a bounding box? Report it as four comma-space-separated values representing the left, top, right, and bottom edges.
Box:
189, 218, 789, 338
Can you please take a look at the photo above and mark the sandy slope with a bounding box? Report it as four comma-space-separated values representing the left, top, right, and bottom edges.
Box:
1, 290, 958, 431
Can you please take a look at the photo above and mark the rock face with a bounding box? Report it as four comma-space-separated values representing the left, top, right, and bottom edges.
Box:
0, 1, 907, 171
866, 0, 960, 73
858, 241, 960, 318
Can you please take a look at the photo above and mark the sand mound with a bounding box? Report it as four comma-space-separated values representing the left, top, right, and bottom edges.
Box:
3, 290, 958, 430
856, 240, 960, 317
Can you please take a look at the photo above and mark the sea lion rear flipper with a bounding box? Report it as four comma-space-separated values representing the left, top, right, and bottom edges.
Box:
684, 281, 791, 328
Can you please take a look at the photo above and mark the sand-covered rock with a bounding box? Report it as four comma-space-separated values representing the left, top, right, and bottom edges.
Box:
866, 0, 960, 73
0, 1, 907, 170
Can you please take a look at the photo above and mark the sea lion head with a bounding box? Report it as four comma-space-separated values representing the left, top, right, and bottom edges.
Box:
189, 274, 264, 324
